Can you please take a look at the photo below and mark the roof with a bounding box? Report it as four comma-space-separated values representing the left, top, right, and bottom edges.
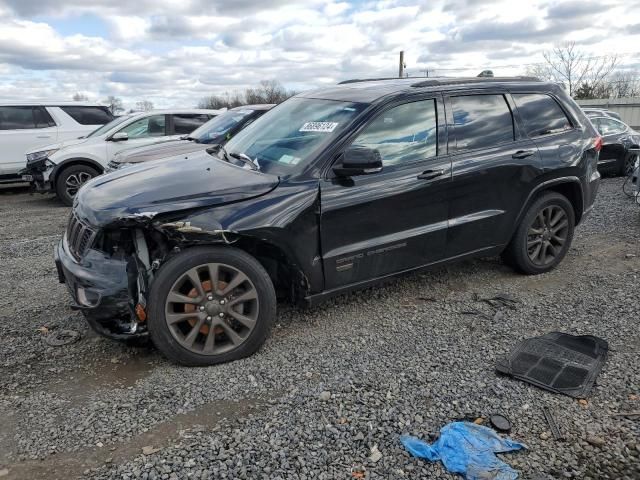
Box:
0, 101, 107, 107
299, 76, 543, 103
230, 104, 276, 111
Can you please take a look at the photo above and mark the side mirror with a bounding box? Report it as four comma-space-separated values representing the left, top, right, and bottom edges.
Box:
110, 132, 129, 142
332, 145, 383, 177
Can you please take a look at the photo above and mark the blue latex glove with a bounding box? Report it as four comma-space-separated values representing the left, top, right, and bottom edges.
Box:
401, 421, 526, 480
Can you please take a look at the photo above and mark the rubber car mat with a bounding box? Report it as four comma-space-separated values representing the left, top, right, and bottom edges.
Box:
496, 332, 608, 398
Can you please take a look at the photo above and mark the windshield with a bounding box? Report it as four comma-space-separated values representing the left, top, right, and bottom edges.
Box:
191, 109, 256, 143
86, 115, 132, 138
221, 97, 367, 175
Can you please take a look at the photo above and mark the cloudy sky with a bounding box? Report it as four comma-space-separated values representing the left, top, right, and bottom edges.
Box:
0, 0, 639, 109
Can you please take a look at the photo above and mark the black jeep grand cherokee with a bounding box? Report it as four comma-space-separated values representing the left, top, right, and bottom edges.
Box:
56, 77, 601, 365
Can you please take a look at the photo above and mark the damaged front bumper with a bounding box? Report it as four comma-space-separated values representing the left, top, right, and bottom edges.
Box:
54, 235, 147, 340
20, 158, 54, 192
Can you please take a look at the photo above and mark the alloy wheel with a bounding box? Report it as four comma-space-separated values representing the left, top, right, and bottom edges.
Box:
65, 172, 93, 197
164, 263, 259, 355
526, 205, 569, 266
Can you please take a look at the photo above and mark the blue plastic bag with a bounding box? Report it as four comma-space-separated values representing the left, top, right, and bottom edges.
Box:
401, 421, 526, 480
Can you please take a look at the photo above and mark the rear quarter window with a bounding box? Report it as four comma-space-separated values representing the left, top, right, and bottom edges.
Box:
60, 106, 114, 125
512, 93, 572, 137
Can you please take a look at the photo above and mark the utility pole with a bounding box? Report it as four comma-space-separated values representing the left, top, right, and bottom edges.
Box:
399, 51, 405, 78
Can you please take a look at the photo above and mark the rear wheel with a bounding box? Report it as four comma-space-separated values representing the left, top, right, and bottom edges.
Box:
620, 151, 638, 177
55, 164, 99, 206
147, 246, 276, 366
502, 192, 575, 275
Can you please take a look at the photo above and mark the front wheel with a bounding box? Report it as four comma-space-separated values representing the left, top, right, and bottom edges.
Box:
55, 164, 99, 206
147, 246, 276, 366
502, 192, 575, 275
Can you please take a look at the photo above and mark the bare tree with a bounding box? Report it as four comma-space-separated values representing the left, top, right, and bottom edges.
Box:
103, 96, 124, 114
532, 42, 618, 97
198, 80, 297, 110
135, 100, 154, 111
72, 92, 89, 101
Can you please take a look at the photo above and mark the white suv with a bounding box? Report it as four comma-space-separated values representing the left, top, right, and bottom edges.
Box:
22, 109, 221, 205
0, 102, 113, 183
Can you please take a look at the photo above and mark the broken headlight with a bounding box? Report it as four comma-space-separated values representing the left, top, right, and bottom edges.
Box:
27, 148, 59, 163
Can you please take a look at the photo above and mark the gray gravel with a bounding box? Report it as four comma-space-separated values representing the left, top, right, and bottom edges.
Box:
1, 179, 639, 480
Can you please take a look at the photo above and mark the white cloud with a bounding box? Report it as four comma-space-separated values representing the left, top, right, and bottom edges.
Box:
0, 0, 639, 110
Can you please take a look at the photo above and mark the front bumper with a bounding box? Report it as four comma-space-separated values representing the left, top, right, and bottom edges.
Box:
55, 236, 145, 339
20, 158, 54, 192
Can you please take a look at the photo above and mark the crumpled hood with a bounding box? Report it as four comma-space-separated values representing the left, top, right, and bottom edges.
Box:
75, 150, 280, 227
27, 137, 89, 156
113, 139, 207, 165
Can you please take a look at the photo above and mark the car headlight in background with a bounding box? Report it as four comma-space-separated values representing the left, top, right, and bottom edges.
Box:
26, 149, 59, 163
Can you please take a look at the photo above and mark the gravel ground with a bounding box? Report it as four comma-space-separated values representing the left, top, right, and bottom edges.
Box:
0, 179, 639, 480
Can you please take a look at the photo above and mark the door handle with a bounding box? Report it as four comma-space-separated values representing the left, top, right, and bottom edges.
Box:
512, 150, 535, 159
36, 135, 52, 139
417, 169, 446, 180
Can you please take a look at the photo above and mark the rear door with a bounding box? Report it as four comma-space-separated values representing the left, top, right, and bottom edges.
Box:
444, 91, 544, 257
320, 96, 451, 290
0, 106, 58, 176
592, 116, 628, 169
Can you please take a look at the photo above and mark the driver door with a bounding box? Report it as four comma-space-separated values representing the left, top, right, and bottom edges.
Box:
105, 114, 169, 159
320, 96, 451, 290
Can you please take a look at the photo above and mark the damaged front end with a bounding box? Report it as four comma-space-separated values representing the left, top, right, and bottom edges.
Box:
55, 210, 237, 340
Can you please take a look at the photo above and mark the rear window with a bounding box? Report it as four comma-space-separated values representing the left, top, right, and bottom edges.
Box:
0, 106, 55, 130
60, 106, 114, 125
172, 114, 212, 135
450, 94, 515, 151
512, 93, 572, 137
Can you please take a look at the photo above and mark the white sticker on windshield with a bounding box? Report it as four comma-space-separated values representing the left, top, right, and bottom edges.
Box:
299, 122, 339, 133
279, 154, 301, 165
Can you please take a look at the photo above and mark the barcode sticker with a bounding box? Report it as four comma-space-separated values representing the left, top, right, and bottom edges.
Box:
300, 122, 339, 133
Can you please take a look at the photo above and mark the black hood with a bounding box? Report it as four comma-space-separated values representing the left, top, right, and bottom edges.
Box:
75, 150, 280, 227
113, 139, 208, 164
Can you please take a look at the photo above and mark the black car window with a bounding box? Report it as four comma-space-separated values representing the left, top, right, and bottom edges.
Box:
352, 99, 437, 167
0, 106, 38, 130
172, 114, 212, 135
451, 94, 514, 151
60, 106, 113, 125
33, 107, 56, 128
512, 93, 572, 137
596, 117, 627, 136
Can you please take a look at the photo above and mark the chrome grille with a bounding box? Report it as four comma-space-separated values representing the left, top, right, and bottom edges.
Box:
66, 212, 96, 260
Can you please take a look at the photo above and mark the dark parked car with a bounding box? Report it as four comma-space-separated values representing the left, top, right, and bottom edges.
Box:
56, 77, 601, 365
589, 116, 640, 176
106, 105, 274, 171
583, 108, 622, 121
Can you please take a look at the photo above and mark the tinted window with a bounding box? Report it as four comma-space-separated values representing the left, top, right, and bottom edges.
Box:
34, 107, 56, 128
172, 114, 212, 135
451, 95, 514, 151
118, 115, 167, 138
596, 117, 627, 136
512, 93, 572, 137
352, 99, 437, 166
0, 106, 37, 130
61, 106, 113, 125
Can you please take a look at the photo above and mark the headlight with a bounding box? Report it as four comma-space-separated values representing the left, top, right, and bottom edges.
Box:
27, 149, 58, 163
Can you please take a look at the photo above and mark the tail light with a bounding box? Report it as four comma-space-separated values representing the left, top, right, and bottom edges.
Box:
594, 136, 603, 152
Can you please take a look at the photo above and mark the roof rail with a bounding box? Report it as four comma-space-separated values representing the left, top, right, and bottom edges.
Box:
338, 77, 401, 84
411, 76, 540, 88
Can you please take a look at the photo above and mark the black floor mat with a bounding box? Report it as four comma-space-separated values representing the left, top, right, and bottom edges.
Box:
496, 332, 608, 398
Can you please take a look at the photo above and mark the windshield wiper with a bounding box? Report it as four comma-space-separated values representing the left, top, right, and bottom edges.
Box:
228, 151, 259, 171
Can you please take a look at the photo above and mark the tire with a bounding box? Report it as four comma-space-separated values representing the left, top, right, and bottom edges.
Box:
55, 164, 99, 206
619, 151, 638, 177
502, 192, 575, 275
147, 246, 276, 366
